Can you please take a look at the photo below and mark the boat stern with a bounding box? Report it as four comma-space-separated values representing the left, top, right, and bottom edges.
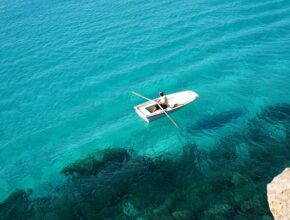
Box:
134, 106, 150, 122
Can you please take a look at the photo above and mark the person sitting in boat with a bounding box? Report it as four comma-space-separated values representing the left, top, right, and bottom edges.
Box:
154, 92, 168, 112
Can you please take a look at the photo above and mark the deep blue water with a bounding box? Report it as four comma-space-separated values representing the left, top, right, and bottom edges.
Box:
1, 0, 290, 218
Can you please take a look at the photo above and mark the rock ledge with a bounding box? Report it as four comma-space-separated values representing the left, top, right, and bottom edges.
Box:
267, 168, 290, 220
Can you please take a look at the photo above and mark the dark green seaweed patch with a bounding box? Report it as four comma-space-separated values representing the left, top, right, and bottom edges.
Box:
3, 103, 290, 219
260, 103, 290, 123
0, 189, 33, 220
186, 109, 244, 133
61, 148, 130, 176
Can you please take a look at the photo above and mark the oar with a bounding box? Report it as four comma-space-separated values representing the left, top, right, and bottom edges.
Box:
131, 91, 179, 128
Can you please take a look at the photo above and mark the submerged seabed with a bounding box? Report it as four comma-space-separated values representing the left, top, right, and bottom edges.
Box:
1, 103, 290, 219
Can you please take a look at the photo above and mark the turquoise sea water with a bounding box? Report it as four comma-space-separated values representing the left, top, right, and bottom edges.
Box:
1, 0, 290, 218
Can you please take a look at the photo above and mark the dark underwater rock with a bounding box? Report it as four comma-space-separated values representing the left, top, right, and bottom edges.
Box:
0, 189, 33, 220
262, 215, 273, 220
204, 203, 232, 219
240, 195, 267, 215
6, 102, 290, 219
189, 109, 244, 132
55, 145, 204, 219
0, 189, 32, 207
171, 210, 193, 220
52, 155, 161, 218
143, 213, 174, 220
207, 136, 240, 167
61, 148, 130, 176
260, 103, 290, 123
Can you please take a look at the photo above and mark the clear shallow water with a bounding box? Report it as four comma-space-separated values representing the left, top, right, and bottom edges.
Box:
0, 0, 290, 218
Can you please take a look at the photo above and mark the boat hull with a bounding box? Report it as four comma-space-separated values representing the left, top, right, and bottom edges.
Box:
134, 90, 198, 123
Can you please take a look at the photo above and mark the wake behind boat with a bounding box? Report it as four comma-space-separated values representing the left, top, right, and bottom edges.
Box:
133, 90, 199, 123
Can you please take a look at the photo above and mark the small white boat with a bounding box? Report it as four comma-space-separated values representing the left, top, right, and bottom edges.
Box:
134, 90, 199, 122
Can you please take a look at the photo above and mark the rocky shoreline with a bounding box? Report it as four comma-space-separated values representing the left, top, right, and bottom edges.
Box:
268, 168, 290, 220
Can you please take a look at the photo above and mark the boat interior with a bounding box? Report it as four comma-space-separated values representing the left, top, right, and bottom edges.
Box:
144, 103, 179, 114
145, 104, 156, 113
